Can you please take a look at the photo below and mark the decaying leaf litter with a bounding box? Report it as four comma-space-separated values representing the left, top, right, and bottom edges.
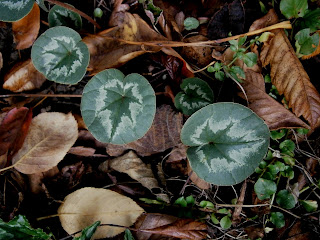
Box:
0, 0, 320, 239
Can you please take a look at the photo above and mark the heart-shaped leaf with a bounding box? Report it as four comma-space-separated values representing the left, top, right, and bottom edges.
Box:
31, 26, 89, 84
0, 0, 34, 22
181, 103, 270, 186
175, 78, 214, 116
81, 69, 156, 144
48, 4, 82, 30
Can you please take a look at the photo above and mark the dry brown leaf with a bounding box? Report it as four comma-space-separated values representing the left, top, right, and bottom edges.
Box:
108, 151, 169, 202
68, 146, 96, 157
58, 187, 144, 239
3, 59, 46, 92
12, 112, 78, 174
135, 213, 207, 240
106, 105, 183, 156
240, 70, 310, 130
28, 166, 59, 194
0, 52, 3, 72
188, 162, 211, 190
254, 10, 320, 128
12, 3, 40, 50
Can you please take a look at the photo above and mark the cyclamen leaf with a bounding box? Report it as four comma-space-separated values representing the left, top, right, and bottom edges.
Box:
81, 69, 156, 145
0, 0, 34, 22
181, 103, 270, 186
48, 4, 82, 30
31, 26, 89, 84
175, 78, 214, 115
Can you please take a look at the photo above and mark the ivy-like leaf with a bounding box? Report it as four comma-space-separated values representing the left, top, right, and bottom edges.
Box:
270, 212, 285, 228
81, 69, 156, 145
276, 190, 296, 209
73, 221, 101, 240
295, 28, 319, 56
48, 4, 82, 30
280, 0, 308, 19
181, 103, 270, 186
174, 78, 214, 115
0, 215, 52, 240
0, 0, 34, 22
254, 178, 277, 200
31, 26, 89, 84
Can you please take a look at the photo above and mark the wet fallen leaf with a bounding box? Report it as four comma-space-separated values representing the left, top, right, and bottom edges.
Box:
12, 112, 78, 174
58, 187, 144, 239
107, 151, 169, 202
255, 11, 320, 128
240, 70, 310, 130
12, 3, 40, 50
135, 213, 207, 240
106, 105, 183, 156
3, 59, 46, 92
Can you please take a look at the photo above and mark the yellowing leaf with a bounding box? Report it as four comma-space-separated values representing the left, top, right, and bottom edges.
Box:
12, 112, 78, 174
58, 187, 144, 239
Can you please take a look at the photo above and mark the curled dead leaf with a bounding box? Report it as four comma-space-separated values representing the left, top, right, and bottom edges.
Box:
106, 105, 183, 156
3, 59, 46, 92
12, 112, 78, 174
58, 187, 144, 239
12, 3, 40, 50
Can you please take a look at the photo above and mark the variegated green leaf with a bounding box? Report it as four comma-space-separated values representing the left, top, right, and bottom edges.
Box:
81, 69, 156, 145
181, 103, 270, 186
175, 78, 214, 116
48, 4, 82, 30
0, 0, 34, 22
31, 26, 89, 84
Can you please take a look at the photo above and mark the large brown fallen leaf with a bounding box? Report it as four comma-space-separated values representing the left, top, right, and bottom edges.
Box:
135, 213, 207, 240
58, 187, 144, 239
12, 112, 78, 174
106, 105, 183, 156
240, 70, 310, 130
3, 59, 46, 92
107, 151, 169, 202
252, 10, 320, 129
12, 3, 40, 50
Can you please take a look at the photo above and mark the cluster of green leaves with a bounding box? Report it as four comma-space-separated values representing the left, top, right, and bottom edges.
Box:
280, 0, 320, 57
207, 36, 258, 82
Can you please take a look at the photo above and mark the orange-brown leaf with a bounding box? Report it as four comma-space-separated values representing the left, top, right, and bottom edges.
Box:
240, 70, 310, 130
106, 105, 183, 156
3, 59, 46, 92
12, 3, 40, 50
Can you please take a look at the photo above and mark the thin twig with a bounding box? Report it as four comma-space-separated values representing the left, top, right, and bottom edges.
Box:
0, 94, 82, 98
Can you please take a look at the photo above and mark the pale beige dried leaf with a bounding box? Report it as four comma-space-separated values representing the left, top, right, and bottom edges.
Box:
106, 105, 183, 156
240, 70, 310, 130
58, 187, 144, 239
3, 59, 46, 92
108, 151, 169, 202
12, 3, 40, 49
12, 112, 78, 174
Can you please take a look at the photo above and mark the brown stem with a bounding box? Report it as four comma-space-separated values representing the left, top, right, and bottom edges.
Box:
44, 0, 101, 29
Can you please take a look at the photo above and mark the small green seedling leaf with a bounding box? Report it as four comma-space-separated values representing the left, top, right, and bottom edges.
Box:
93, 8, 103, 18
270, 212, 285, 228
215, 71, 225, 81
280, 0, 308, 19
220, 216, 232, 229
184, 17, 199, 30
254, 178, 277, 200
199, 201, 215, 209
174, 77, 214, 116
259, 160, 267, 169
81, 69, 156, 145
48, 4, 82, 30
124, 229, 135, 240
140, 0, 163, 25
31, 26, 89, 84
0, 215, 52, 240
265, 150, 273, 161
296, 128, 309, 135
207, 66, 215, 73
185, 195, 195, 206
279, 140, 295, 156
181, 103, 270, 186
0, 0, 34, 22
73, 221, 101, 240
282, 156, 295, 166
174, 197, 188, 208
295, 28, 319, 56
270, 129, 287, 140
238, 36, 247, 46
229, 39, 238, 48
276, 190, 296, 209
217, 208, 229, 214
300, 200, 318, 212
243, 52, 257, 67
281, 166, 294, 179
211, 213, 219, 224
298, 8, 320, 32
213, 62, 222, 71
229, 66, 245, 82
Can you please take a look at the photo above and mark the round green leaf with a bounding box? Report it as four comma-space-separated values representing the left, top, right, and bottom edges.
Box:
220, 216, 232, 229
174, 78, 214, 116
254, 178, 277, 200
295, 28, 319, 55
300, 200, 318, 212
270, 212, 285, 228
276, 190, 296, 209
0, 0, 34, 22
81, 69, 156, 145
181, 103, 270, 186
280, 0, 308, 19
184, 17, 199, 30
48, 4, 82, 30
31, 26, 89, 84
